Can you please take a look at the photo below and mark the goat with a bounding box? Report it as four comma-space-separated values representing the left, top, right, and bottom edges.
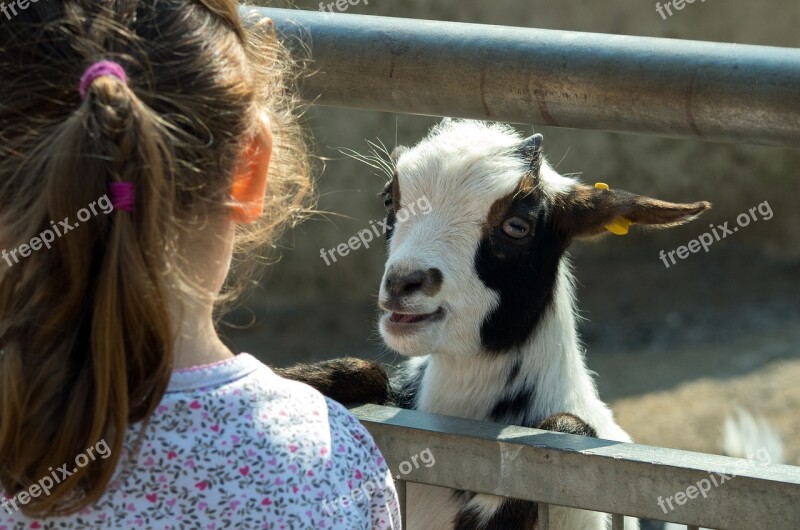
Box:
378, 119, 710, 530
287, 119, 711, 530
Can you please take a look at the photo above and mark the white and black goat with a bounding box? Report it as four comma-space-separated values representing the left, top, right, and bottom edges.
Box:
379, 119, 709, 530
286, 119, 711, 530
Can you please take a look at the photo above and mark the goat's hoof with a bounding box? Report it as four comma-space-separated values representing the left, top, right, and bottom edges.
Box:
274, 357, 390, 406
536, 412, 598, 437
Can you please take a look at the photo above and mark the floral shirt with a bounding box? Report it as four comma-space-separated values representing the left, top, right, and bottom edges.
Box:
2, 354, 401, 530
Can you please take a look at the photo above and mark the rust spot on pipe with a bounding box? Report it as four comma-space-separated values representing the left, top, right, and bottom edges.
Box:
534, 83, 558, 127
685, 73, 704, 138
480, 67, 492, 117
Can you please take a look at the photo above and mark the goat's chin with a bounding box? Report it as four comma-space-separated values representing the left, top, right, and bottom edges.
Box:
379, 326, 436, 357
379, 319, 483, 358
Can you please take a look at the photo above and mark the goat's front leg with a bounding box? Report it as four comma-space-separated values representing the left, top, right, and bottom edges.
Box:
452, 413, 597, 530
274, 357, 390, 406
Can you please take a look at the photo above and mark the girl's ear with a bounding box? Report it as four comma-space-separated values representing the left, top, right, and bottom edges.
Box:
230, 112, 273, 224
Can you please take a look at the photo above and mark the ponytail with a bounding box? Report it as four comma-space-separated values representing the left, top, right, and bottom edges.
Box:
0, 67, 176, 515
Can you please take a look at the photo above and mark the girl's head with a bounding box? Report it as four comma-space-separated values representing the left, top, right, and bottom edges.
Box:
0, 0, 312, 516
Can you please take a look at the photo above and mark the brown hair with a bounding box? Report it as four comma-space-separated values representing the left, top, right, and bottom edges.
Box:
0, 0, 312, 516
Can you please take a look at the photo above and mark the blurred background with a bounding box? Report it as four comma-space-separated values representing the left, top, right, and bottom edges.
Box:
236, 0, 800, 483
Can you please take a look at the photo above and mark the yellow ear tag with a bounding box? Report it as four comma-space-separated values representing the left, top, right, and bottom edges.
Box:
594, 182, 631, 236
605, 217, 632, 235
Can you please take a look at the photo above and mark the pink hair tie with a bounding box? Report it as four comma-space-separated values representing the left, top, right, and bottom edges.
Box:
109, 182, 135, 213
79, 60, 128, 100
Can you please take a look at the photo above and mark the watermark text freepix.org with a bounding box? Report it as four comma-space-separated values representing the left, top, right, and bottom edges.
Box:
0, 0, 39, 21
1, 194, 114, 268
655, 0, 707, 20
659, 200, 772, 269
319, 0, 368, 13
320, 195, 432, 266
657, 446, 771, 515
321, 448, 435, 517
1, 439, 111, 514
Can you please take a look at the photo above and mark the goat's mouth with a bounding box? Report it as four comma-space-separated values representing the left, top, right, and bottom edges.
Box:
383, 307, 445, 329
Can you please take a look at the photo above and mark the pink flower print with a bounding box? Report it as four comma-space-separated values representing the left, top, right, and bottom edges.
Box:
210, 424, 220, 433
146, 493, 158, 503
167, 450, 177, 460
195, 481, 208, 491
239, 466, 249, 477
261, 498, 272, 506
189, 400, 202, 410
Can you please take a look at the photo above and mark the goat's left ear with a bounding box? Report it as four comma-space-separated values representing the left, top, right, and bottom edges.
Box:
520, 133, 544, 173
554, 183, 712, 239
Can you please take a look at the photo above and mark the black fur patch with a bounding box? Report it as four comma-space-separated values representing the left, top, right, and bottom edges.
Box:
489, 384, 536, 424
454, 498, 538, 530
505, 355, 523, 386
390, 359, 427, 410
475, 191, 568, 352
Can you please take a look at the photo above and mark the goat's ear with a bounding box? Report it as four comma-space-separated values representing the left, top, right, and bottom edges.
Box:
553, 183, 711, 239
519, 133, 544, 173
391, 146, 409, 161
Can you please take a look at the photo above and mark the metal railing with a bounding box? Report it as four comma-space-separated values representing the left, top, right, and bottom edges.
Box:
243, 6, 800, 528
351, 405, 800, 529
246, 7, 800, 148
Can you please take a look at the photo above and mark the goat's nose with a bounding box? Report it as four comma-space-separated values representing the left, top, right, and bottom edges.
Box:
384, 268, 443, 297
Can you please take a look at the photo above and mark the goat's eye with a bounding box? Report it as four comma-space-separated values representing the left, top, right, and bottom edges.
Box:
502, 217, 531, 238
383, 192, 394, 213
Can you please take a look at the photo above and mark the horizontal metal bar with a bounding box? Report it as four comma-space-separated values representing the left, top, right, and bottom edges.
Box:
349, 404, 800, 529
242, 7, 800, 148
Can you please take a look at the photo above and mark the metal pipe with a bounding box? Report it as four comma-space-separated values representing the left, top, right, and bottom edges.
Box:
243, 7, 800, 148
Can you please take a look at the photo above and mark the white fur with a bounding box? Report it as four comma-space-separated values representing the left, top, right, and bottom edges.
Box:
379, 120, 638, 530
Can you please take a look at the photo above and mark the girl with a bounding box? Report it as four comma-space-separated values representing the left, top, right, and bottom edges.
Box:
0, 1, 400, 528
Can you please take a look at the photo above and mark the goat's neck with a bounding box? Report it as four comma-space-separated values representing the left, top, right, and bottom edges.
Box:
417, 262, 604, 424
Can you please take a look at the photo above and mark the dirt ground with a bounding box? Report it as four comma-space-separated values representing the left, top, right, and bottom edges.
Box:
611, 357, 800, 465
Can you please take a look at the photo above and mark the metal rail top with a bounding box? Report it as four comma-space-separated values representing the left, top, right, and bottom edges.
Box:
242, 6, 800, 149
350, 405, 800, 530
